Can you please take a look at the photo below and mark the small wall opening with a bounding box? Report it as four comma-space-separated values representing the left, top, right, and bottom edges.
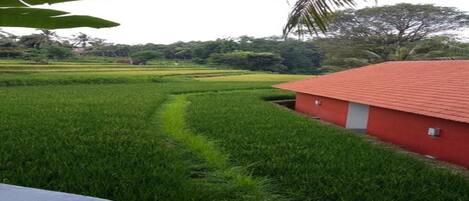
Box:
271, 99, 296, 110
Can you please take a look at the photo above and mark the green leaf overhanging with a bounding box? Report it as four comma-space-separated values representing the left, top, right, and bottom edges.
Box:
0, 0, 78, 7
0, 0, 119, 29
24, 0, 79, 5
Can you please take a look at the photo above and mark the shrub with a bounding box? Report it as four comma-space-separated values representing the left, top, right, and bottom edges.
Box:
209, 51, 284, 72
44, 45, 74, 60
0, 48, 23, 58
324, 57, 370, 68
22, 49, 49, 64
192, 57, 206, 64
130, 51, 163, 65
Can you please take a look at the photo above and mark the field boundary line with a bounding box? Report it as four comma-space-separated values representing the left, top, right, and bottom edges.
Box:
170, 88, 277, 95
158, 95, 283, 201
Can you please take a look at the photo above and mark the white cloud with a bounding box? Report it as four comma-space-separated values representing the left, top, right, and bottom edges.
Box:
3, 0, 469, 44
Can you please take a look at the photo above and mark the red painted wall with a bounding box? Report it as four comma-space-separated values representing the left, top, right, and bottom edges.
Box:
296, 93, 469, 168
295, 93, 349, 127
368, 106, 469, 168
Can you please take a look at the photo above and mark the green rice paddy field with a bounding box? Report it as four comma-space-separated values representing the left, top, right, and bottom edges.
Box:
0, 62, 467, 201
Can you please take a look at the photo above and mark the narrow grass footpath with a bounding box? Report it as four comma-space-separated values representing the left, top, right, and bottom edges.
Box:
158, 95, 282, 201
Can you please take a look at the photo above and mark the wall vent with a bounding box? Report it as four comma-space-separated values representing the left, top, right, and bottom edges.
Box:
314, 100, 321, 106
428, 128, 441, 137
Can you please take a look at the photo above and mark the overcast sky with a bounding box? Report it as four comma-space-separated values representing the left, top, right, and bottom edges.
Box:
4, 0, 469, 44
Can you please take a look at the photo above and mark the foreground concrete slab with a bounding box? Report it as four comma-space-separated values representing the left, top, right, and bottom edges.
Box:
0, 184, 110, 201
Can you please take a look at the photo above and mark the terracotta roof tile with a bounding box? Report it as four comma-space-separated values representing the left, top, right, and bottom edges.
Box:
273, 60, 469, 124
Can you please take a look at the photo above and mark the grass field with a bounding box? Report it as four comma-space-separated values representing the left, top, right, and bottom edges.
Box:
0, 61, 467, 201
187, 91, 469, 201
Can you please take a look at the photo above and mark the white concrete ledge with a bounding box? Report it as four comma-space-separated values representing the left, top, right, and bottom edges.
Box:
0, 184, 111, 201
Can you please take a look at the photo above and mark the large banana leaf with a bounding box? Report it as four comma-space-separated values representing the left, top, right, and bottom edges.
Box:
0, 0, 119, 29
24, 0, 78, 5
1, 0, 28, 6
0, 7, 119, 29
1, 0, 78, 7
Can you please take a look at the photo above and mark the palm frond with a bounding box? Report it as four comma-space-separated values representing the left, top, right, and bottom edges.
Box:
284, 0, 361, 37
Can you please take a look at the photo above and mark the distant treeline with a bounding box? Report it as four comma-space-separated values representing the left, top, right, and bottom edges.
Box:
0, 32, 322, 74
2, 4, 469, 74
90, 36, 322, 74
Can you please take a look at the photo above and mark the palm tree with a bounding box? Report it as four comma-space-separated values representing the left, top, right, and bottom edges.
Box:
39, 30, 59, 44
0, 29, 13, 38
284, 0, 365, 37
72, 33, 92, 48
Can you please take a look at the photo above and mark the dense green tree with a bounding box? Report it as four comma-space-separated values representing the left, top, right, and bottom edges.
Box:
315, 4, 469, 68
18, 30, 62, 49
172, 47, 192, 60
22, 49, 48, 64
162, 42, 196, 60
0, 31, 22, 58
130, 51, 164, 65
237, 36, 321, 71
43, 44, 73, 60
19, 34, 48, 49
88, 44, 131, 57
391, 36, 469, 60
192, 39, 239, 59
328, 4, 469, 46
209, 51, 285, 72
317, 36, 469, 69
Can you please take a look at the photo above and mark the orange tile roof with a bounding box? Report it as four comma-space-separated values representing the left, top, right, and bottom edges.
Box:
274, 60, 469, 124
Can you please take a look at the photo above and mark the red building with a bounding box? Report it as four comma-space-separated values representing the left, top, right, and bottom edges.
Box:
274, 61, 469, 168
